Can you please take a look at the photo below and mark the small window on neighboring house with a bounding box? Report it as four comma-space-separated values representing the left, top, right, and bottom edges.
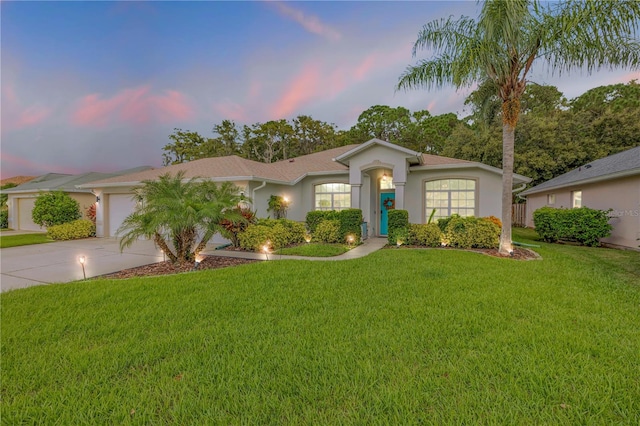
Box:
315, 183, 351, 211
547, 194, 555, 205
572, 190, 582, 208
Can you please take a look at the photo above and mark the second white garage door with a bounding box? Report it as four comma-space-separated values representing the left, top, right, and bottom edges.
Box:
108, 194, 137, 237
17, 198, 41, 231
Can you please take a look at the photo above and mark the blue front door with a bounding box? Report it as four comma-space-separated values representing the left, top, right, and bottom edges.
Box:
380, 193, 395, 235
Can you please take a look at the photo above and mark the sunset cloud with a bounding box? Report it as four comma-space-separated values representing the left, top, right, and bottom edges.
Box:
271, 2, 341, 41
1, 84, 52, 131
271, 62, 323, 119
72, 86, 195, 127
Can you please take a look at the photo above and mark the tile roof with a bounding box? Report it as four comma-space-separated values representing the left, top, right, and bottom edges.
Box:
520, 145, 640, 196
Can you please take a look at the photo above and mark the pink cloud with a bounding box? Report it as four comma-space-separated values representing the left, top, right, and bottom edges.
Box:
354, 53, 379, 81
271, 63, 322, 119
1, 84, 52, 131
72, 86, 195, 127
271, 2, 341, 41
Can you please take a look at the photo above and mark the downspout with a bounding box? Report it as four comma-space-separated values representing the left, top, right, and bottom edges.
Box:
252, 181, 267, 214
513, 183, 527, 201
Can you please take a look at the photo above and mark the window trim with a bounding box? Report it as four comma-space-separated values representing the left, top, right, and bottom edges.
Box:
313, 181, 352, 211
423, 177, 479, 222
571, 190, 582, 208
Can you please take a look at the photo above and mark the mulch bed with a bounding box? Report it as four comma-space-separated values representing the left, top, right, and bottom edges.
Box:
99, 255, 258, 280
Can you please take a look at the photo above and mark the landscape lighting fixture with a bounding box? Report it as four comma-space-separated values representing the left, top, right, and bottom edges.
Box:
262, 243, 270, 260
78, 255, 87, 280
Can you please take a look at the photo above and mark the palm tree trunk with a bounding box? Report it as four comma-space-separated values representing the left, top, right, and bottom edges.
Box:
500, 123, 515, 255
154, 233, 177, 263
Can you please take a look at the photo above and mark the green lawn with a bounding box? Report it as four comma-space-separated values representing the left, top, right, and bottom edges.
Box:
275, 242, 350, 257
0, 233, 51, 248
2, 229, 639, 424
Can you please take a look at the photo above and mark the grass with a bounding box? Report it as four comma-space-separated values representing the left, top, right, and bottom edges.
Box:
2, 230, 639, 424
275, 242, 350, 257
0, 233, 51, 248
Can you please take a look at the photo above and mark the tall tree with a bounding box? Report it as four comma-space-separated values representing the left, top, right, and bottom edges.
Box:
162, 129, 216, 165
397, 0, 640, 254
293, 115, 338, 156
212, 120, 241, 157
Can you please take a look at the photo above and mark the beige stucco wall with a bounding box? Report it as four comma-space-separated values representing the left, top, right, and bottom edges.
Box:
525, 175, 640, 249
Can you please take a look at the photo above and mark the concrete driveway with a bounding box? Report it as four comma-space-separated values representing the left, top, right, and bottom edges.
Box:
1, 237, 163, 292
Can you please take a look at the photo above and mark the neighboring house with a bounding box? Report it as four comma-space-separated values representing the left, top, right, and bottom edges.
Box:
520, 146, 640, 249
80, 139, 530, 239
3, 167, 152, 231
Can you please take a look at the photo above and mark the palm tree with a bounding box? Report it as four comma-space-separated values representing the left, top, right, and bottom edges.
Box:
397, 0, 640, 254
117, 171, 243, 264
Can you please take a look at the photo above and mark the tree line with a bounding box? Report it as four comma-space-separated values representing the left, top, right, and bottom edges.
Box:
162, 80, 639, 188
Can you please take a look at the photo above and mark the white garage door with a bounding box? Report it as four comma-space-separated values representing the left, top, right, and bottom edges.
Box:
18, 198, 41, 231
108, 194, 137, 237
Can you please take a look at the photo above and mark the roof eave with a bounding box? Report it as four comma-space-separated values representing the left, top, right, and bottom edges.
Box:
520, 168, 640, 196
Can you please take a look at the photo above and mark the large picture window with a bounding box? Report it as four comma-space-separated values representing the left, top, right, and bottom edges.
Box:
425, 179, 476, 219
315, 183, 351, 211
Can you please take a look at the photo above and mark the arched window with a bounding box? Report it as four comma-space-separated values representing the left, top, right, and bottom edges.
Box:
315, 183, 351, 211
425, 179, 476, 219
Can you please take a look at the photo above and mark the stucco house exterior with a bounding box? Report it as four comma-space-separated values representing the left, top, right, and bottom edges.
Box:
80, 139, 530, 239
520, 146, 640, 249
3, 168, 151, 231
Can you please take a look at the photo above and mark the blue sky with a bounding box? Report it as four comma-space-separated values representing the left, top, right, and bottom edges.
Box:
2, 1, 637, 179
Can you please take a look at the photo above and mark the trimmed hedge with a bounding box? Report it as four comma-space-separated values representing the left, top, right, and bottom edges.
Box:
533, 206, 612, 246
315, 220, 341, 243
306, 209, 363, 242
407, 223, 442, 247
239, 219, 306, 251
47, 219, 95, 241
444, 215, 500, 249
387, 209, 409, 244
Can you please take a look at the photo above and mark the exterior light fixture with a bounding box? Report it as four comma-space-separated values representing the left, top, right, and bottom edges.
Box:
193, 255, 203, 271
283, 196, 290, 204
262, 242, 271, 260
396, 238, 403, 248
382, 172, 388, 182
347, 234, 355, 247
78, 255, 87, 280
304, 234, 312, 243
95, 196, 100, 203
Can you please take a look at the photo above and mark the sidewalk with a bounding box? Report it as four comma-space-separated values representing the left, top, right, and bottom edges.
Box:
202, 237, 388, 262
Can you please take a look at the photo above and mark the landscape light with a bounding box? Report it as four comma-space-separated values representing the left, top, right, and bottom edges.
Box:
304, 234, 312, 243
262, 242, 270, 260
193, 255, 203, 271
78, 255, 87, 280
347, 234, 355, 248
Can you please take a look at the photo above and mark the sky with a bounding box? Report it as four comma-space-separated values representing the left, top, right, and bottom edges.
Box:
2, 1, 638, 179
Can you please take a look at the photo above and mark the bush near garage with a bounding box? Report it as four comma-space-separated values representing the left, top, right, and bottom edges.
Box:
47, 219, 95, 241
32, 191, 81, 228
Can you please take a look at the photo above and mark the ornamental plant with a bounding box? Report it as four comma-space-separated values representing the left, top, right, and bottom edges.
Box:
32, 191, 81, 228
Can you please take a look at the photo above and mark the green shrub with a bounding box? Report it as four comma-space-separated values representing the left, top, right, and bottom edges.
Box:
407, 223, 442, 247
0, 209, 8, 229
533, 206, 612, 246
445, 216, 499, 249
387, 209, 409, 244
47, 219, 95, 241
238, 219, 306, 251
437, 215, 455, 232
306, 210, 339, 234
338, 209, 363, 242
32, 191, 81, 227
315, 220, 341, 243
